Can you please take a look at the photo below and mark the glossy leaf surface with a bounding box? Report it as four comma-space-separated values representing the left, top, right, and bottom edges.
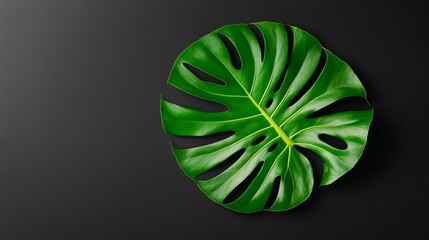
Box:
161, 22, 373, 213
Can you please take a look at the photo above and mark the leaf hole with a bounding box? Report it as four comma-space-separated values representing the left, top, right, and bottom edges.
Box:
307, 97, 370, 118
223, 161, 264, 204
162, 85, 228, 112
183, 63, 226, 86
196, 148, 245, 181
268, 142, 279, 152
170, 131, 235, 149
319, 134, 347, 150
294, 146, 324, 187
288, 49, 327, 107
217, 32, 242, 70
251, 135, 266, 146
266, 99, 273, 108
273, 25, 294, 93
264, 176, 281, 209
248, 24, 265, 61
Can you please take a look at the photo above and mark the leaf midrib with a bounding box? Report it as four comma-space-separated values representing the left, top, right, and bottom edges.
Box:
249, 95, 294, 146
226, 68, 294, 147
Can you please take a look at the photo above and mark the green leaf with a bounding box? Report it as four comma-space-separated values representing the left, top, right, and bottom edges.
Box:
160, 21, 373, 213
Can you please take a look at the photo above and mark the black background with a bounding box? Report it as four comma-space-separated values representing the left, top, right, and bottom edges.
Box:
0, 0, 428, 239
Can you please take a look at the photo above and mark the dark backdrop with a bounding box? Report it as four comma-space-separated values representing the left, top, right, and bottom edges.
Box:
0, 0, 428, 239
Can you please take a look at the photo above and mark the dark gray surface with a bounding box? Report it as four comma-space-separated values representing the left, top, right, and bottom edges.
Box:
0, 0, 427, 239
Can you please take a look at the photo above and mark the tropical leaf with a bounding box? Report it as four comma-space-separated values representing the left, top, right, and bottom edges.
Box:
160, 21, 373, 213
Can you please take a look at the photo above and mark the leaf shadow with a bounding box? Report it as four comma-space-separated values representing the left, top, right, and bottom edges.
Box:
225, 111, 393, 218
332, 108, 394, 189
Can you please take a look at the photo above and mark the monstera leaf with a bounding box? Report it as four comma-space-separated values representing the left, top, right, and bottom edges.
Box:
161, 21, 373, 213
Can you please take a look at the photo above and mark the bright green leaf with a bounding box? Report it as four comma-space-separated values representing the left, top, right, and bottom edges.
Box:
161, 21, 373, 213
